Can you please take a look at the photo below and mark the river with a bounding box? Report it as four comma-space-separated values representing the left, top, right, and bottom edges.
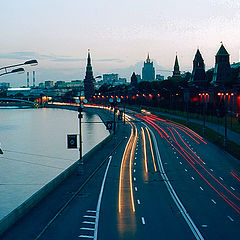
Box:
0, 107, 109, 220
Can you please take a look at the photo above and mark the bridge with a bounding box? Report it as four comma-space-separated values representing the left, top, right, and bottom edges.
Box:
0, 98, 39, 107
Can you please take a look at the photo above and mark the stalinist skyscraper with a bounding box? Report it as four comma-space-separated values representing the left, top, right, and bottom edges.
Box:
142, 53, 155, 82
84, 50, 95, 100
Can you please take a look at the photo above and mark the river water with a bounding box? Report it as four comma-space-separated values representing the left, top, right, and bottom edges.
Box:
0, 107, 109, 220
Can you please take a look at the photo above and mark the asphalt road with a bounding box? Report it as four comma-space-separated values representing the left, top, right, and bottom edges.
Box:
2, 110, 240, 240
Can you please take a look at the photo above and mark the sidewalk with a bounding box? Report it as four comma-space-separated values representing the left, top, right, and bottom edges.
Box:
154, 111, 240, 145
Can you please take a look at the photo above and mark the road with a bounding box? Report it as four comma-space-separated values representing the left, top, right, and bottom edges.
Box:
2, 110, 240, 239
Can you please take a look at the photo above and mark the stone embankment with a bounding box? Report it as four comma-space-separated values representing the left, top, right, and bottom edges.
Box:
0, 104, 114, 236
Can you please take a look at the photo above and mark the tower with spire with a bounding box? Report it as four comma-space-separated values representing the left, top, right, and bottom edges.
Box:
172, 54, 181, 77
84, 49, 95, 100
142, 53, 155, 82
212, 43, 231, 86
189, 49, 207, 88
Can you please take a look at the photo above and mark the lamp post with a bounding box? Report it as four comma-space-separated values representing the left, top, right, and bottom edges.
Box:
109, 96, 121, 134
0, 59, 38, 77
77, 92, 88, 166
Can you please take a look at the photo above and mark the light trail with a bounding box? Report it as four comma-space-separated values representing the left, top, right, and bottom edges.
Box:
118, 123, 134, 213
145, 127, 157, 172
136, 114, 240, 215
141, 127, 148, 173
129, 124, 138, 212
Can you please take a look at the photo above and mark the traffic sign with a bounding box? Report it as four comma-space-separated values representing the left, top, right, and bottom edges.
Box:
67, 134, 77, 149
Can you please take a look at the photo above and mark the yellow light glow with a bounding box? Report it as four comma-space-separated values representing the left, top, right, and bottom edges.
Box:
145, 127, 157, 172
118, 123, 134, 213
129, 124, 137, 212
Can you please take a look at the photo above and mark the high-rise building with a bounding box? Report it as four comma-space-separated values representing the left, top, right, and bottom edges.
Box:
103, 73, 119, 85
212, 43, 231, 86
142, 53, 155, 82
84, 50, 95, 100
189, 49, 207, 88
172, 54, 181, 77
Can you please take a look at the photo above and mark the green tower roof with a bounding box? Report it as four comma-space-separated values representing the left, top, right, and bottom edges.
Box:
216, 44, 229, 56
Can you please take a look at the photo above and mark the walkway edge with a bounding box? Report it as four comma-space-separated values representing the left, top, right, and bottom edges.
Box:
0, 113, 113, 237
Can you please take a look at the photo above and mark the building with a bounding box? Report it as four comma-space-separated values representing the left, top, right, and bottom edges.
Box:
130, 72, 138, 89
189, 49, 207, 89
0, 82, 10, 89
45, 80, 54, 89
142, 53, 155, 82
172, 54, 181, 77
136, 74, 141, 82
212, 43, 231, 86
103, 73, 119, 85
84, 50, 95, 100
156, 74, 164, 81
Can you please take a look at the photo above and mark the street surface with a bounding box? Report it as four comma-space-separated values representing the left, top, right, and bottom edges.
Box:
2, 109, 240, 240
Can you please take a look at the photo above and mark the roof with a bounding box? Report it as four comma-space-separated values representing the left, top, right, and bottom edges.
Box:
216, 44, 229, 56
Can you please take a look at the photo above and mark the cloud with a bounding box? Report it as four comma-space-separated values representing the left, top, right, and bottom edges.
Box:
0, 51, 125, 64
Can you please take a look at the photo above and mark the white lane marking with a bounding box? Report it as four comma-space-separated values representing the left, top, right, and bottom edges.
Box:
79, 235, 94, 239
174, 152, 176, 154
231, 187, 235, 191
219, 177, 223, 181
177, 156, 179, 159
137, 199, 141, 204
201, 225, 208, 228
210, 169, 213, 172
133, 169, 136, 173
84, 216, 96, 219
148, 126, 204, 240
83, 221, 95, 225
185, 169, 188, 172
135, 187, 138, 191
200, 187, 204, 191
191, 177, 195, 180
134, 177, 136, 181
134, 162, 136, 165
180, 162, 182, 165
141, 217, 146, 225
135, 157, 137, 159
135, 152, 138, 155
94, 156, 112, 240
211, 199, 216, 204
87, 210, 96, 213
80, 227, 95, 231
227, 216, 234, 222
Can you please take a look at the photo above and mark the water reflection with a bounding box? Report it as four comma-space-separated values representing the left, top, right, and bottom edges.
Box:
0, 108, 109, 220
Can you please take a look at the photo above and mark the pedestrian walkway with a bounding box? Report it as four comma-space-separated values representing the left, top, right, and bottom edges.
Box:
154, 111, 240, 145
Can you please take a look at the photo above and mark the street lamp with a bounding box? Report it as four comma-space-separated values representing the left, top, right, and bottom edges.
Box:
109, 97, 121, 134
0, 67, 25, 77
0, 59, 38, 77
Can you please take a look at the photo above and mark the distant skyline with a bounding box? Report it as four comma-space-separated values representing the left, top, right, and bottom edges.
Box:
0, 0, 239, 87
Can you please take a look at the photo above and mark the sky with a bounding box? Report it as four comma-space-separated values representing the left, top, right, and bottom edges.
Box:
0, 0, 239, 87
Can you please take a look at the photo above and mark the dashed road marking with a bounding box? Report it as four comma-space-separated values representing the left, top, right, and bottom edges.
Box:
133, 177, 136, 181
210, 169, 213, 172
135, 187, 138, 191
134, 162, 136, 165
180, 162, 182, 165
231, 187, 235, 191
87, 210, 96, 213
83, 221, 95, 225
191, 177, 195, 180
78, 235, 94, 239
201, 225, 208, 228
137, 199, 141, 204
211, 199, 216, 204
227, 216, 234, 222
141, 217, 146, 225
133, 169, 136, 173
200, 187, 204, 191
185, 169, 188, 172
219, 177, 223, 181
